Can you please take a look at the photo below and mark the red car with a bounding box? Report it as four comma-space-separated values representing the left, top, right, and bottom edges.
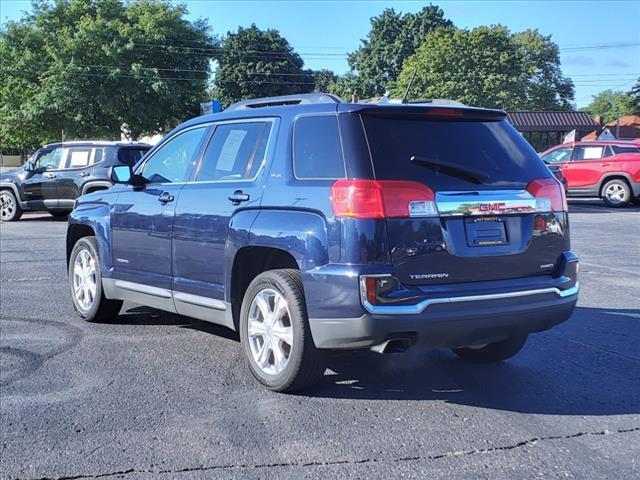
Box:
540, 140, 640, 207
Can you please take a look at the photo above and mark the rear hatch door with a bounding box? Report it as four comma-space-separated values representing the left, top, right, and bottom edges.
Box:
361, 107, 567, 286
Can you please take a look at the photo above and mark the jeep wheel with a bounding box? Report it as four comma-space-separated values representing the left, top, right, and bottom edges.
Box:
240, 269, 324, 392
0, 190, 22, 222
69, 236, 122, 322
50, 210, 72, 218
601, 179, 631, 207
452, 334, 528, 364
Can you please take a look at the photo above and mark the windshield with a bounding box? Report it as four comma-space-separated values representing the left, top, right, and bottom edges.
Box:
362, 115, 550, 190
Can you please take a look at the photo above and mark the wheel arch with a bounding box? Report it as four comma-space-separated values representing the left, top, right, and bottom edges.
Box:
225, 209, 331, 330
598, 173, 633, 197
81, 181, 113, 196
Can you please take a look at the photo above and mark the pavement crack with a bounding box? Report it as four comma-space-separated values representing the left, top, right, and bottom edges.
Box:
16, 426, 640, 479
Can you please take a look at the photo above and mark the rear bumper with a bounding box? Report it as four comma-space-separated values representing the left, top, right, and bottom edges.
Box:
307, 252, 579, 350
309, 283, 577, 350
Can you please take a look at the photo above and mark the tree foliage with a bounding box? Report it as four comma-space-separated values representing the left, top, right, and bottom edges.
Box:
391, 25, 575, 110
213, 24, 314, 106
346, 6, 452, 97
0, 0, 215, 150
584, 89, 637, 123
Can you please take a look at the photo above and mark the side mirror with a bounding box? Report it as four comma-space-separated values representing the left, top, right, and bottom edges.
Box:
110, 165, 133, 184
110, 165, 147, 186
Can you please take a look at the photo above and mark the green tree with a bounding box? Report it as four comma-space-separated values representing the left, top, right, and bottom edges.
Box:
0, 0, 216, 150
585, 89, 637, 123
346, 5, 452, 97
309, 69, 337, 93
626, 78, 640, 115
213, 24, 314, 106
391, 25, 575, 110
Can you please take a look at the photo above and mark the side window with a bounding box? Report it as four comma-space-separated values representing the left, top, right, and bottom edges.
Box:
142, 127, 208, 183
35, 148, 63, 170
293, 115, 346, 179
118, 148, 149, 166
572, 146, 604, 161
196, 122, 272, 182
611, 145, 640, 155
63, 147, 95, 168
541, 147, 572, 164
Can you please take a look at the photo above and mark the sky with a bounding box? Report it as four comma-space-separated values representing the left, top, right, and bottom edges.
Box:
1, 0, 639, 108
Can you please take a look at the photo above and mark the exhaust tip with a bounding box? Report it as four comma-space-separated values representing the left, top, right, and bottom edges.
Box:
371, 334, 416, 354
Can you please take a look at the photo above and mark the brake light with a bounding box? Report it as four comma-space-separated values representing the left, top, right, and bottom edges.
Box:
331, 180, 437, 219
526, 178, 567, 212
425, 108, 465, 118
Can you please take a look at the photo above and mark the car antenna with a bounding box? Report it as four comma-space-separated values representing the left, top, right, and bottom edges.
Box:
402, 68, 418, 104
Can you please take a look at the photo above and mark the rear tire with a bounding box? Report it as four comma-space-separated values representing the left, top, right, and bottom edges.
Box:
452, 334, 528, 364
240, 269, 324, 392
69, 236, 122, 322
50, 210, 72, 218
0, 190, 22, 222
601, 179, 631, 207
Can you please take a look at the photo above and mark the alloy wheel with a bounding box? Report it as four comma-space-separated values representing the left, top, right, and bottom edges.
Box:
72, 248, 97, 311
604, 183, 627, 204
247, 288, 294, 376
0, 192, 16, 221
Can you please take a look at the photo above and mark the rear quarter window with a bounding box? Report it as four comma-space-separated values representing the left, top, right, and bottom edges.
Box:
293, 115, 346, 179
118, 148, 150, 166
362, 115, 550, 190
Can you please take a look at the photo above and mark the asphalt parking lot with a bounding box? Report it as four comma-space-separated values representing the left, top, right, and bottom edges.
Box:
1, 200, 639, 480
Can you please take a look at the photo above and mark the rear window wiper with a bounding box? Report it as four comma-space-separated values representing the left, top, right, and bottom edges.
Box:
410, 156, 489, 184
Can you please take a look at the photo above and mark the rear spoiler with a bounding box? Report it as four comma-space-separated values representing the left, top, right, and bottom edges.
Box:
340, 103, 507, 121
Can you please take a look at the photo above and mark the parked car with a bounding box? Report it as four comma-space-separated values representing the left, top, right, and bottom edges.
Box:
0, 141, 151, 221
539, 140, 640, 207
66, 93, 579, 392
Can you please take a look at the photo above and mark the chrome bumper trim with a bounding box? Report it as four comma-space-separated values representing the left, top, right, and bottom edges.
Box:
360, 276, 580, 315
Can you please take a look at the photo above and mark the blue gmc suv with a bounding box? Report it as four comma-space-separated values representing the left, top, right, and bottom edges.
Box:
66, 93, 579, 392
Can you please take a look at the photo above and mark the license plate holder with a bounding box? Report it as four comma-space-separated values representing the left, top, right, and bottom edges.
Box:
465, 217, 508, 247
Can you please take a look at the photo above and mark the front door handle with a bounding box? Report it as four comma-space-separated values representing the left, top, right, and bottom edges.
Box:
228, 190, 250, 205
158, 192, 175, 204
80, 171, 90, 177
45, 172, 57, 179
600, 163, 610, 167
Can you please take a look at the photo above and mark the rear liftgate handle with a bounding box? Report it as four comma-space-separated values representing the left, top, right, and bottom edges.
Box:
228, 190, 250, 205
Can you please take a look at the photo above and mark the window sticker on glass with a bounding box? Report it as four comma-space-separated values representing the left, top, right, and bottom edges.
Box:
69, 150, 91, 167
217, 130, 248, 172
582, 147, 603, 159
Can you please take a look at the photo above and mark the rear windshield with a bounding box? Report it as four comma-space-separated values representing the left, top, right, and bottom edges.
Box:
362, 115, 549, 190
118, 148, 149, 166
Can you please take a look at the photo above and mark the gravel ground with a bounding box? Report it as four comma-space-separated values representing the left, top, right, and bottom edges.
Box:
1, 199, 639, 480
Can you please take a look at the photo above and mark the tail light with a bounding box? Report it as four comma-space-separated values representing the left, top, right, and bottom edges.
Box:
526, 178, 567, 212
331, 180, 437, 219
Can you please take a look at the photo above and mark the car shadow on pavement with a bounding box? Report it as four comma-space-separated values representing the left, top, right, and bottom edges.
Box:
111, 305, 240, 342
303, 306, 640, 416
568, 199, 640, 213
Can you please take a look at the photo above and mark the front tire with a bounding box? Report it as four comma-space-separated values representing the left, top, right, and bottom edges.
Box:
69, 236, 122, 322
0, 190, 22, 222
452, 334, 528, 364
601, 179, 631, 207
240, 269, 324, 392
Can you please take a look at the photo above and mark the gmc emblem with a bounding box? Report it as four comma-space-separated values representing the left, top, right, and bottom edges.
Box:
479, 202, 506, 211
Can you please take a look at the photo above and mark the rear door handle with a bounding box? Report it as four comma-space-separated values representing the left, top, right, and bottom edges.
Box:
600, 163, 610, 166
80, 171, 90, 177
158, 192, 175, 204
45, 173, 57, 179
228, 190, 250, 205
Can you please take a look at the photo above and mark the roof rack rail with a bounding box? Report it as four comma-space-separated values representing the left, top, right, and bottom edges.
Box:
225, 93, 343, 111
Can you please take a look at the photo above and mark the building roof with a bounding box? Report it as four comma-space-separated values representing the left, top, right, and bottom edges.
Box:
605, 115, 640, 127
507, 111, 598, 132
